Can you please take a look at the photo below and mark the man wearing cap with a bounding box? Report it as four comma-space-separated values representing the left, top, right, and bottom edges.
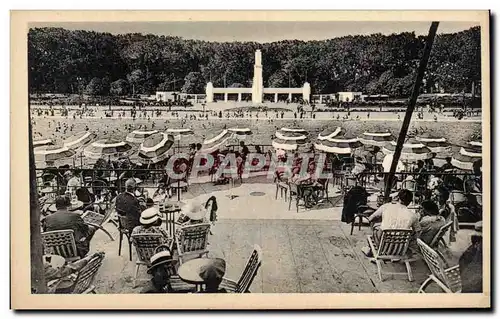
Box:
198, 258, 227, 293
115, 178, 143, 233
131, 207, 173, 249
43, 196, 96, 258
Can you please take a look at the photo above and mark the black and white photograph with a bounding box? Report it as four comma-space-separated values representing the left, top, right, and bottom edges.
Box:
11, 10, 490, 309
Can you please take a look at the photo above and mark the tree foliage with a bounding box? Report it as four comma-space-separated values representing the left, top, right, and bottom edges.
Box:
28, 27, 481, 97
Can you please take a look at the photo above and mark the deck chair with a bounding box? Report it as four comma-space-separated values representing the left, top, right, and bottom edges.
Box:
81, 208, 115, 241
367, 229, 416, 282
175, 223, 211, 264
117, 214, 132, 261
41, 230, 80, 262
429, 221, 454, 261
417, 239, 462, 293
71, 252, 106, 294
130, 233, 165, 288
220, 244, 262, 293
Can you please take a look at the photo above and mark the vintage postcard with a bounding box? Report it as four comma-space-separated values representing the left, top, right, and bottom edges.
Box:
10, 10, 490, 309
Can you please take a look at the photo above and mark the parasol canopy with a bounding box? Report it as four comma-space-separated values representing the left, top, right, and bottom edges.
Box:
228, 127, 252, 137
318, 127, 343, 141
126, 130, 159, 144
84, 139, 133, 159
200, 130, 233, 154
166, 128, 194, 141
138, 133, 175, 164
34, 145, 75, 163
451, 142, 482, 170
359, 131, 393, 147
314, 136, 362, 154
272, 138, 307, 151
33, 138, 54, 148
275, 130, 308, 142
63, 131, 96, 150
416, 135, 452, 154
280, 127, 308, 135
382, 138, 433, 161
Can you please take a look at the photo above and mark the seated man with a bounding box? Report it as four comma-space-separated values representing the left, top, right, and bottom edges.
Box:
362, 189, 421, 257
115, 178, 143, 233
418, 200, 446, 245
459, 227, 483, 293
198, 258, 227, 293
43, 196, 96, 258
131, 207, 173, 248
140, 249, 178, 293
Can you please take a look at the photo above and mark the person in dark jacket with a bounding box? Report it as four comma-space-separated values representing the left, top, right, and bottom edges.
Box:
341, 186, 370, 224
140, 249, 177, 293
43, 196, 96, 258
115, 178, 143, 233
459, 228, 483, 293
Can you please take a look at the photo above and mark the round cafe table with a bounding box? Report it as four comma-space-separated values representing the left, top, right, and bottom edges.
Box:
177, 258, 213, 291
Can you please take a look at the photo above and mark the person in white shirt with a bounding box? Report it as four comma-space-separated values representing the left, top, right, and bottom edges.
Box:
65, 170, 82, 195
361, 189, 421, 257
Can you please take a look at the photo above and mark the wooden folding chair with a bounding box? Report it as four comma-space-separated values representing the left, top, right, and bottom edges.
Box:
367, 229, 416, 282
71, 252, 106, 294
130, 233, 165, 287
220, 244, 262, 293
417, 239, 462, 293
81, 208, 115, 241
175, 223, 211, 264
41, 230, 80, 262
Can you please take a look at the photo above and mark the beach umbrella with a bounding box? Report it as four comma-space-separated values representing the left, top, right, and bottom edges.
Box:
84, 139, 133, 159
138, 133, 175, 164
126, 129, 159, 144
166, 128, 194, 153
318, 127, 343, 141
228, 127, 252, 140
359, 131, 394, 147
314, 136, 362, 154
63, 131, 96, 150
33, 138, 54, 148
271, 138, 307, 151
451, 142, 482, 170
200, 129, 233, 154
275, 130, 308, 142
280, 127, 308, 135
34, 145, 75, 163
382, 138, 432, 161
416, 135, 452, 154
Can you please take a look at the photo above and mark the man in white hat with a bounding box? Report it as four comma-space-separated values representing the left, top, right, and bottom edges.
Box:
131, 207, 173, 248
140, 249, 177, 293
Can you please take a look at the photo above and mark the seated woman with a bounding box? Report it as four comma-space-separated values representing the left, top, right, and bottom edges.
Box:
432, 185, 458, 242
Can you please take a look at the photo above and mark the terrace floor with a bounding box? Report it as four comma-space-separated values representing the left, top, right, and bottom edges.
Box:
90, 182, 473, 294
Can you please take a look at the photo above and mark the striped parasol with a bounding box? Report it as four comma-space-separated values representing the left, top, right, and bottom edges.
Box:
272, 129, 309, 151
84, 139, 133, 159
416, 135, 452, 154
318, 127, 343, 141
63, 131, 96, 150
166, 128, 194, 140
314, 135, 362, 154
33, 138, 54, 148
359, 131, 393, 147
200, 129, 233, 154
138, 133, 175, 164
280, 127, 308, 135
382, 138, 432, 161
126, 130, 159, 144
451, 142, 482, 170
34, 145, 75, 163
228, 127, 252, 140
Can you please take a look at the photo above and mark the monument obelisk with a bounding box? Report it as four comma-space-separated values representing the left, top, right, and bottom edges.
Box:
252, 50, 263, 104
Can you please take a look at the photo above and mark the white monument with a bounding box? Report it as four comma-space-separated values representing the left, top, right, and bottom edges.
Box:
205, 50, 310, 104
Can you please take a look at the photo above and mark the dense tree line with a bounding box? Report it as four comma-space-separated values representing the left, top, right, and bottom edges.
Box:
28, 26, 481, 97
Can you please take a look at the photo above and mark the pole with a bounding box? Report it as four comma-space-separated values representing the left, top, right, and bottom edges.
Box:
384, 22, 439, 201
29, 101, 47, 293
